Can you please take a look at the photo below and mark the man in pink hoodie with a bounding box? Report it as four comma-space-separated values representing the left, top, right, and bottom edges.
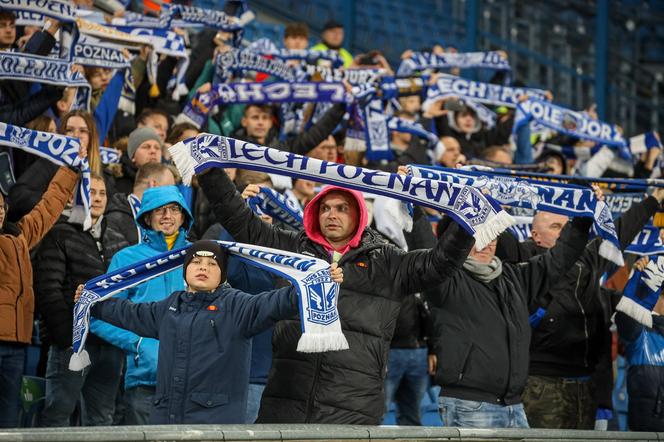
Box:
198, 168, 475, 424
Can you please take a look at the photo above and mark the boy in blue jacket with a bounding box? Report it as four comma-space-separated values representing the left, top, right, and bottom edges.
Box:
77, 240, 343, 424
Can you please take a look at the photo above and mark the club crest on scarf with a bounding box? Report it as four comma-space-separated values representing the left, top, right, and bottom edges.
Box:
474, 175, 542, 208
453, 187, 492, 226
191, 134, 224, 163
304, 269, 339, 326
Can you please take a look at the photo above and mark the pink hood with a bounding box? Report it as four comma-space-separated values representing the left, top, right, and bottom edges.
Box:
303, 185, 368, 254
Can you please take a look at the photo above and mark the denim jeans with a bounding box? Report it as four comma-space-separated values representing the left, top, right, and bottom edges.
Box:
439, 396, 530, 429
123, 385, 155, 425
245, 383, 265, 424
0, 344, 26, 428
40, 343, 124, 427
384, 347, 429, 426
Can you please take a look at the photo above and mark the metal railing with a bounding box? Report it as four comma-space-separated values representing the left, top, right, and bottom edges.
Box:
1, 424, 663, 442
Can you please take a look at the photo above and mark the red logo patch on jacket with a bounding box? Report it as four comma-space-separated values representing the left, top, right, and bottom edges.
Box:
207, 305, 219, 311
356, 262, 368, 268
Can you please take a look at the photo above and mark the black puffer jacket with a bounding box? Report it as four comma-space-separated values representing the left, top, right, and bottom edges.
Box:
198, 168, 473, 424
33, 216, 129, 348
427, 217, 592, 405
496, 197, 659, 383
105, 192, 139, 248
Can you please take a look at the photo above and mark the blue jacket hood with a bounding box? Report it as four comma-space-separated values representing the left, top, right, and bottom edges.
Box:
136, 185, 193, 232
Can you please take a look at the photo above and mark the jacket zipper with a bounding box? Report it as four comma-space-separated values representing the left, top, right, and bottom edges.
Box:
304, 354, 323, 422
572, 263, 589, 367
210, 319, 222, 351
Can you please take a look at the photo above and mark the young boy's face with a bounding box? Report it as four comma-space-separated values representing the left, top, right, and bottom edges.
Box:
0, 16, 16, 48
186, 256, 222, 292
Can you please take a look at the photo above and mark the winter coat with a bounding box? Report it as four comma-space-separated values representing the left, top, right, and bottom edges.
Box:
105, 192, 140, 248
495, 196, 659, 408
0, 167, 78, 344
112, 152, 137, 195
617, 312, 664, 431
33, 216, 129, 348
198, 168, 473, 424
427, 217, 592, 405
90, 185, 193, 390
92, 284, 299, 424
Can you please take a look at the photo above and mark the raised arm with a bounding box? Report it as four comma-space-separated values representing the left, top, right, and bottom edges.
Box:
197, 168, 299, 251
392, 217, 475, 296
91, 295, 172, 340
228, 286, 299, 338
517, 217, 593, 302
288, 103, 346, 156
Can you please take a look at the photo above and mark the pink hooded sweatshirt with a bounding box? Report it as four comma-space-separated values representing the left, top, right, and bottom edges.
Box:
303, 185, 369, 255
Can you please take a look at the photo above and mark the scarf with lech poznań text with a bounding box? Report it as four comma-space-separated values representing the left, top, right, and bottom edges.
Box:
0, 122, 92, 229
168, 134, 514, 249
408, 164, 624, 266
70, 241, 347, 370
397, 51, 511, 76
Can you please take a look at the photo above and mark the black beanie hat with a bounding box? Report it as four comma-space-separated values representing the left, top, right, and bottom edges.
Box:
183, 240, 228, 285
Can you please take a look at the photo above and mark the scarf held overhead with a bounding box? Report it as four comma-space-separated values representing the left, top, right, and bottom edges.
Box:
408, 164, 623, 266
70, 241, 347, 370
397, 51, 511, 76
247, 187, 303, 230
616, 255, 664, 328
168, 134, 514, 249
0, 122, 92, 229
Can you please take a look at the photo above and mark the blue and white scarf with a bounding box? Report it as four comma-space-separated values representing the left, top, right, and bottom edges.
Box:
604, 192, 646, 218
397, 51, 511, 76
0, 122, 92, 229
168, 134, 514, 249
181, 81, 350, 129
408, 164, 624, 265
127, 193, 142, 244
345, 98, 392, 161
99, 146, 121, 165
2, 0, 77, 27
627, 226, 664, 257
110, 10, 188, 28
73, 36, 130, 69
159, 4, 243, 31
248, 187, 303, 230
514, 97, 627, 150
214, 48, 299, 85
0, 52, 91, 110
302, 64, 385, 85
423, 73, 547, 109
70, 241, 347, 370
616, 255, 664, 328
246, 38, 344, 68
386, 116, 443, 164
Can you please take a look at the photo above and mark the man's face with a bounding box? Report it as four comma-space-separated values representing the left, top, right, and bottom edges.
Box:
455, 110, 477, 134
318, 191, 359, 247
284, 35, 308, 50
64, 116, 90, 151
148, 203, 184, 236
398, 96, 421, 114
469, 239, 497, 264
90, 177, 107, 221
486, 149, 512, 165
323, 27, 344, 48
294, 179, 316, 199
87, 68, 112, 90
139, 114, 169, 143
531, 211, 569, 249
439, 137, 462, 167
309, 136, 337, 162
544, 156, 564, 174
0, 18, 16, 48
241, 107, 272, 141
186, 256, 222, 292
132, 140, 162, 167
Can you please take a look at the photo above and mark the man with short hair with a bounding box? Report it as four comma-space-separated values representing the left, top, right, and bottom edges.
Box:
235, 103, 346, 157
137, 108, 170, 143
311, 20, 352, 67
481, 145, 513, 165
438, 136, 465, 168
0, 11, 16, 49
115, 126, 164, 194
91, 185, 193, 425
35, 175, 128, 426
105, 162, 176, 248
198, 167, 474, 424
283, 22, 309, 50
495, 189, 664, 429
308, 135, 337, 162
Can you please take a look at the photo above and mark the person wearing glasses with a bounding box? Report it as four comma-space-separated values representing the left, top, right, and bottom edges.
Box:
90, 185, 193, 425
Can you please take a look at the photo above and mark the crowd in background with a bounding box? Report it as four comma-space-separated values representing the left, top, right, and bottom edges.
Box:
1, 0, 664, 433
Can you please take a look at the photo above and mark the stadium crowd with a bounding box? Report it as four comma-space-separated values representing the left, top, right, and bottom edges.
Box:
1, 0, 664, 434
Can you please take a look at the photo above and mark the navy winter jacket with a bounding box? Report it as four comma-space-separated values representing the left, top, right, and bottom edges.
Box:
92, 285, 299, 424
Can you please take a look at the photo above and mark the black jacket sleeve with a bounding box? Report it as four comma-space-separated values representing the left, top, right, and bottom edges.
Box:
286, 103, 346, 155
392, 218, 475, 296
7, 159, 58, 222
197, 168, 300, 251
91, 296, 171, 339
33, 225, 73, 348
0, 85, 63, 126
403, 206, 436, 250
516, 217, 593, 303
495, 230, 537, 264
